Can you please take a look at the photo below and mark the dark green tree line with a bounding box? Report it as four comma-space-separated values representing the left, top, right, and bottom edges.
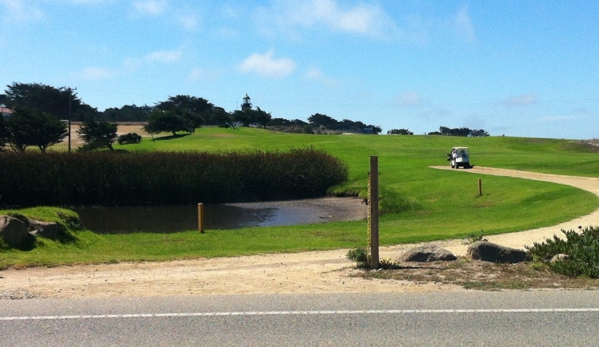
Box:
4, 82, 96, 121
307, 113, 382, 134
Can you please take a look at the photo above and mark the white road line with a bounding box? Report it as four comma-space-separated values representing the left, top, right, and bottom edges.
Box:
2, 308, 599, 321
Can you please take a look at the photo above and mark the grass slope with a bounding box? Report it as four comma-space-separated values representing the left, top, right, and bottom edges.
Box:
2, 128, 599, 268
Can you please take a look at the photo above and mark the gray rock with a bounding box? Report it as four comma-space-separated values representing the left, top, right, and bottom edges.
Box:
0, 215, 36, 249
467, 241, 532, 263
400, 245, 457, 262
28, 219, 65, 240
550, 253, 569, 263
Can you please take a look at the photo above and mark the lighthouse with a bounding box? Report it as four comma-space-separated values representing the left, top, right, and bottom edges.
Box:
241, 94, 252, 111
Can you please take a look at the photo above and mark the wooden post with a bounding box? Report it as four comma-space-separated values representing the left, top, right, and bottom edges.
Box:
478, 178, 483, 196
198, 203, 205, 233
369, 156, 380, 269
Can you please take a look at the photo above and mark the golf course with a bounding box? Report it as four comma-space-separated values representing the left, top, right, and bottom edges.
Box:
1, 127, 599, 269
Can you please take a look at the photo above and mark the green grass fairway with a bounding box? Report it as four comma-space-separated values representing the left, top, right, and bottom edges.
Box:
3, 128, 599, 268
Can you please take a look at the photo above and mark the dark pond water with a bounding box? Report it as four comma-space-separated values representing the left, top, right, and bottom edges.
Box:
74, 198, 365, 234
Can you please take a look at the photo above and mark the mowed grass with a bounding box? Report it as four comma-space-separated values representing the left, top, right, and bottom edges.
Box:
2, 128, 599, 268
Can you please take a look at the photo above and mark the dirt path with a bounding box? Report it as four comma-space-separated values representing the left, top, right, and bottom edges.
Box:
2, 167, 599, 299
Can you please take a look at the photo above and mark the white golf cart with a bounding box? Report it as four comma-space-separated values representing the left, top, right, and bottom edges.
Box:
447, 147, 471, 169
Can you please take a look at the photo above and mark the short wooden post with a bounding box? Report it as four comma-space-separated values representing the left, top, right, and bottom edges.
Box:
198, 203, 205, 233
478, 178, 483, 196
369, 156, 380, 269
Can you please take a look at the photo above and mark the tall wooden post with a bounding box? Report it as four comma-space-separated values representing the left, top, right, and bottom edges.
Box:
198, 203, 205, 233
478, 178, 483, 196
369, 156, 380, 269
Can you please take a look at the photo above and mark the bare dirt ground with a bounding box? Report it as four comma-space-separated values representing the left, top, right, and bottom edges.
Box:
3, 167, 599, 299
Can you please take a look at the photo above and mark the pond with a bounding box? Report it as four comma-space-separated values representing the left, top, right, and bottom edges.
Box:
74, 197, 367, 234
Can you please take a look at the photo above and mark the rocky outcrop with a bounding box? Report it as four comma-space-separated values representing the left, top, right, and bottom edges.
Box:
400, 245, 457, 262
0, 214, 71, 250
467, 241, 532, 263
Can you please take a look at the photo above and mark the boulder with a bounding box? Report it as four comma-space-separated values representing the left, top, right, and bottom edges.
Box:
550, 253, 569, 263
28, 219, 65, 240
400, 245, 457, 262
467, 241, 532, 263
0, 215, 36, 249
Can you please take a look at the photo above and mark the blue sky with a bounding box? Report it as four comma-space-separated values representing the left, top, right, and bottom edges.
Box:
1, 1, 598, 139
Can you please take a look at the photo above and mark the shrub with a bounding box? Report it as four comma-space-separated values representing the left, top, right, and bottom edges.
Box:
527, 226, 599, 278
347, 247, 370, 268
117, 132, 142, 145
346, 247, 400, 269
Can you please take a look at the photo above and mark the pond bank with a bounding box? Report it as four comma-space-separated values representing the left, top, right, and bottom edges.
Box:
75, 197, 368, 233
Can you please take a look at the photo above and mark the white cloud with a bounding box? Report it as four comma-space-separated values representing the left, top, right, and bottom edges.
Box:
0, 0, 44, 23
304, 67, 339, 87
453, 5, 475, 43
132, 0, 167, 16
259, 0, 398, 39
177, 13, 200, 30
72, 48, 181, 83
239, 49, 296, 78
502, 93, 538, 107
332, 1, 392, 36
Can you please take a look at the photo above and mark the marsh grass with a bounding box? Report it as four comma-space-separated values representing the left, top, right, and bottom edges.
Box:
0, 148, 348, 206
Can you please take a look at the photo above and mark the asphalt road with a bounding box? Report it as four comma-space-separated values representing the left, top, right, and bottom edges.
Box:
2, 291, 599, 346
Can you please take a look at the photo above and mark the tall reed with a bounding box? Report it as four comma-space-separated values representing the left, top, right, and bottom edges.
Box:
0, 148, 348, 207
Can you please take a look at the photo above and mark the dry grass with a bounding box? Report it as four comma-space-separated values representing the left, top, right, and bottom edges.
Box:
354, 258, 599, 291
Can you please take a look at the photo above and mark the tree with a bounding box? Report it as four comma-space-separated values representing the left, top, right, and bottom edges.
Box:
307, 113, 380, 134
366, 125, 382, 135
0, 115, 8, 150
253, 107, 272, 128
439, 126, 476, 137
144, 110, 191, 136
387, 128, 413, 135
209, 107, 233, 127
77, 118, 118, 151
469, 129, 490, 137
100, 104, 152, 122
4, 82, 97, 121
308, 113, 338, 129
156, 95, 213, 115
5, 107, 67, 152
155, 95, 212, 128
232, 110, 252, 127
